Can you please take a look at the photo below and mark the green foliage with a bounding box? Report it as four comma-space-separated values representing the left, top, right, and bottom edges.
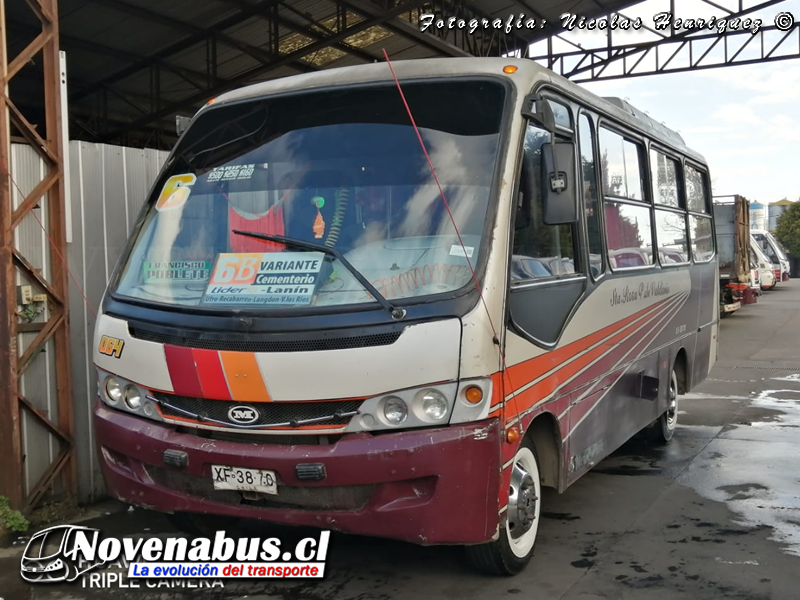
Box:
0, 495, 30, 533
773, 200, 800, 257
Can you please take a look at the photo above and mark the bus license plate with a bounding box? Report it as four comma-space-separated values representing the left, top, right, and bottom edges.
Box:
211, 465, 277, 495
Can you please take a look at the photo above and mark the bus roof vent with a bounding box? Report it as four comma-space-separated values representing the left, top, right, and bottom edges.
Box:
603, 96, 686, 145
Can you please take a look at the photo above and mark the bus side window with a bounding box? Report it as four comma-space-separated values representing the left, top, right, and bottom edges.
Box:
686, 164, 714, 262
578, 114, 603, 278
511, 123, 578, 281
599, 127, 653, 269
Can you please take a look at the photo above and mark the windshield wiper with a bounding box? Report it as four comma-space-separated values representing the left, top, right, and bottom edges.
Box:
231, 230, 407, 321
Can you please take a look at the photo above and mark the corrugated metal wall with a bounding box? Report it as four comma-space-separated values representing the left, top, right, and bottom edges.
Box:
11, 141, 169, 503
11, 144, 60, 499
67, 142, 169, 502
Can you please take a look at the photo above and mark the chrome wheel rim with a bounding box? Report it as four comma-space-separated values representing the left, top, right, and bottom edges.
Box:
508, 465, 537, 539
505, 446, 541, 558
666, 373, 678, 430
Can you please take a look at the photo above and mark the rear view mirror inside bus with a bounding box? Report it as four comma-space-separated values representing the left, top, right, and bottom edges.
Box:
541, 141, 578, 225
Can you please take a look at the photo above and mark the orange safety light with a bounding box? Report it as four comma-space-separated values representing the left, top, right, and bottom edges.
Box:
503, 65, 518, 74
464, 386, 483, 404
206, 97, 217, 105
506, 426, 520, 444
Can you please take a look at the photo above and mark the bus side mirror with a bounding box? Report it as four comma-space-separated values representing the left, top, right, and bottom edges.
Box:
541, 141, 578, 225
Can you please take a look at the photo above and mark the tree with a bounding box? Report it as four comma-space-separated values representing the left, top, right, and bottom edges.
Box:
773, 199, 800, 257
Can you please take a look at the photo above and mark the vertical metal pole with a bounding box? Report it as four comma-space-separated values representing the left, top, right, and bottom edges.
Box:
60, 51, 72, 244
0, 0, 25, 509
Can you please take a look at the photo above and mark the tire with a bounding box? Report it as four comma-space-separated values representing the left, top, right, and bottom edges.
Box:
166, 511, 242, 537
648, 368, 678, 444
465, 438, 541, 576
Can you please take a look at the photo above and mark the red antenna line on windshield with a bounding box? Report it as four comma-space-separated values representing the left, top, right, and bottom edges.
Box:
381, 49, 523, 431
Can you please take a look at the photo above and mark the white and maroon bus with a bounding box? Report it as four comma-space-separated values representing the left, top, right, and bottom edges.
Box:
92, 57, 718, 575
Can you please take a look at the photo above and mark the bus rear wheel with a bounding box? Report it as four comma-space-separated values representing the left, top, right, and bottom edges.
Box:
648, 369, 678, 444
465, 438, 541, 576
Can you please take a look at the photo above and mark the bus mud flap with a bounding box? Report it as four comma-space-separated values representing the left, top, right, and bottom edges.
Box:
636, 371, 659, 401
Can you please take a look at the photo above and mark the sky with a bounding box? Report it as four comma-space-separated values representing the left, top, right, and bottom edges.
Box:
526, 0, 800, 204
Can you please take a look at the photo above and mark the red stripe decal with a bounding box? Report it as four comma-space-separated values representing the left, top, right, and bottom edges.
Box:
164, 345, 203, 397
193, 349, 231, 401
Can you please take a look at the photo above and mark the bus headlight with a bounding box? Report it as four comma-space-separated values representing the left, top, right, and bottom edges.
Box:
420, 389, 448, 421
105, 377, 123, 404
124, 385, 142, 410
97, 368, 161, 423
383, 396, 408, 425
344, 383, 459, 433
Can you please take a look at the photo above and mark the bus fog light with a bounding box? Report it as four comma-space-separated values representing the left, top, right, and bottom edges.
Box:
383, 397, 407, 424
360, 414, 375, 428
124, 385, 142, 410
421, 389, 448, 420
105, 377, 123, 404
143, 402, 155, 417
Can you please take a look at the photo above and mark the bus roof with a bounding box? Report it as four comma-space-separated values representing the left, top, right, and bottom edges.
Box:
208, 57, 707, 166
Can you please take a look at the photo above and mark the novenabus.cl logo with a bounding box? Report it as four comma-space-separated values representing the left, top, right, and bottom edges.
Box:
20, 525, 106, 583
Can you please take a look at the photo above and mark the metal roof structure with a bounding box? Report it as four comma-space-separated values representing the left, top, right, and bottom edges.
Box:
7, 0, 641, 149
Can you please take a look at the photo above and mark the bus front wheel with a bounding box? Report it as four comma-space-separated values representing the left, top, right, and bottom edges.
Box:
465, 438, 541, 576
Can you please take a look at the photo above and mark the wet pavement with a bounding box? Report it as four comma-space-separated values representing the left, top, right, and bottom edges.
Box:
3, 282, 800, 599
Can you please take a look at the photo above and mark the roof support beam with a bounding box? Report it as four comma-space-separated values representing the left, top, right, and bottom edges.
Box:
531, 0, 794, 81
70, 0, 311, 103
8, 18, 221, 90
340, 0, 472, 57
214, 0, 380, 63
275, 1, 380, 63
82, 0, 316, 73
100, 0, 432, 141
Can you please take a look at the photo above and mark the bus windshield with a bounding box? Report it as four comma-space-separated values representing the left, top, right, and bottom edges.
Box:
113, 80, 507, 310
753, 232, 784, 263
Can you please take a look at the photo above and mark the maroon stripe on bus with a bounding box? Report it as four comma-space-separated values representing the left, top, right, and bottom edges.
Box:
164, 344, 203, 397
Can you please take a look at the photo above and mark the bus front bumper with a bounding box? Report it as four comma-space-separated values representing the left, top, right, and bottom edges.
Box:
93, 401, 502, 545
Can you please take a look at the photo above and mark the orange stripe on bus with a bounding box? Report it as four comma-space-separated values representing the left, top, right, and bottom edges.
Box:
219, 351, 271, 402
502, 304, 666, 423
506, 299, 667, 390
495, 299, 669, 418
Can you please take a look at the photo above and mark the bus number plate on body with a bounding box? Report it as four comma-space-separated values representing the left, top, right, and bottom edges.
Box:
211, 465, 277, 494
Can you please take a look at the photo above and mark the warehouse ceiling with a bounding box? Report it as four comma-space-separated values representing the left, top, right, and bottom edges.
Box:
7, 0, 641, 148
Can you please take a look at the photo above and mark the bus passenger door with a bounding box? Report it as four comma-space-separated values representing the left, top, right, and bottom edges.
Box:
507, 118, 586, 349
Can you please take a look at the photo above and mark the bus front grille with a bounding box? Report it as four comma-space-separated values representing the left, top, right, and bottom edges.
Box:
153, 393, 362, 429
146, 466, 374, 511
174, 427, 342, 446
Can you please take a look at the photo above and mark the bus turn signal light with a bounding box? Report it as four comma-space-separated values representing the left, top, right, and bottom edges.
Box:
465, 386, 483, 404
503, 65, 518, 74
506, 426, 520, 444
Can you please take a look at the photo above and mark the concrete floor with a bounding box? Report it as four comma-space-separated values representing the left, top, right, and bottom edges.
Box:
3, 282, 800, 600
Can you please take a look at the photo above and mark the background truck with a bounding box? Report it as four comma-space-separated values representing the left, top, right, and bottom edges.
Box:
713, 195, 755, 316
